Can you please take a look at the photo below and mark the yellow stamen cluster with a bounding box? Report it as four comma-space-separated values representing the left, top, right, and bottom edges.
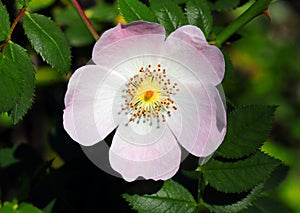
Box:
120, 64, 179, 126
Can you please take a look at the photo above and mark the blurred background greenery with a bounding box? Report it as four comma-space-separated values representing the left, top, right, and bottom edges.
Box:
225, 1, 300, 211
0, 0, 299, 212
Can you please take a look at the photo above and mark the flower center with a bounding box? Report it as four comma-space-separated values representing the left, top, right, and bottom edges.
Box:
120, 64, 179, 127
143, 90, 155, 101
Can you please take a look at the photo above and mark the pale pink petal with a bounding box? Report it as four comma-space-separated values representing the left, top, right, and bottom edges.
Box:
93, 21, 165, 54
165, 25, 225, 85
63, 65, 126, 146
92, 21, 166, 68
109, 124, 181, 182
167, 80, 226, 157
168, 25, 207, 48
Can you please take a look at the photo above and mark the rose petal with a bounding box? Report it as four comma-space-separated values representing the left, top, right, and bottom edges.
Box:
92, 21, 166, 68
93, 21, 165, 54
165, 25, 225, 85
63, 65, 126, 146
167, 80, 226, 157
109, 124, 181, 182
168, 25, 207, 48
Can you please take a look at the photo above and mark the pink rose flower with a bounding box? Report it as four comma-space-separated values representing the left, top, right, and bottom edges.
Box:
63, 21, 226, 181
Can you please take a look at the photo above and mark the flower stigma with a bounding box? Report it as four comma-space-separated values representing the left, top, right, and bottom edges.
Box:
120, 64, 179, 127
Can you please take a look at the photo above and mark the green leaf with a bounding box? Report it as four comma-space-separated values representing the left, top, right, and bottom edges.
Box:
86, 2, 119, 22
262, 164, 289, 192
186, 0, 212, 38
0, 0, 10, 42
16, 0, 31, 7
174, 0, 189, 4
0, 201, 42, 213
23, 12, 71, 74
18, 203, 43, 213
0, 144, 20, 167
5, 42, 35, 124
123, 179, 197, 213
119, 0, 157, 23
35, 66, 66, 85
0, 55, 23, 113
241, 196, 289, 213
0, 200, 18, 212
209, 0, 240, 11
223, 50, 234, 83
204, 184, 263, 213
150, 0, 188, 35
54, 7, 97, 47
202, 151, 281, 193
216, 105, 277, 159
42, 199, 56, 213
27, 0, 54, 11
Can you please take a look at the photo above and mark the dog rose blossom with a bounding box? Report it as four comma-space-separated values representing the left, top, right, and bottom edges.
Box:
63, 21, 226, 181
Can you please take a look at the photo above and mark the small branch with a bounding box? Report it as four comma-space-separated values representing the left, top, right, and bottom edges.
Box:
71, 0, 100, 41
2, 8, 26, 54
214, 0, 272, 47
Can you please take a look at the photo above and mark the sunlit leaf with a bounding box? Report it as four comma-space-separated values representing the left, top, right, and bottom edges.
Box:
23, 12, 71, 74
186, 0, 212, 38
0, 200, 43, 213
27, 0, 55, 11
119, 0, 157, 23
5, 42, 35, 124
204, 184, 263, 213
123, 179, 197, 213
216, 105, 277, 159
16, 0, 32, 7
150, 0, 188, 35
18, 203, 43, 213
202, 151, 281, 193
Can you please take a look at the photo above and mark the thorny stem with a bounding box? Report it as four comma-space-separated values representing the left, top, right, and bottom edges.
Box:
71, 0, 100, 41
1, 8, 26, 54
213, 0, 272, 47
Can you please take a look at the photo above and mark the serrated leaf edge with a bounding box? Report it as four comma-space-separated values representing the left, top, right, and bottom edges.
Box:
204, 183, 264, 213
23, 12, 71, 73
204, 151, 282, 193
119, 0, 157, 22
216, 104, 278, 159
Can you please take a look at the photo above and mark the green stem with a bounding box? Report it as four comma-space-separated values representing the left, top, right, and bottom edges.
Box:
214, 0, 271, 47
2, 8, 26, 54
71, 0, 100, 41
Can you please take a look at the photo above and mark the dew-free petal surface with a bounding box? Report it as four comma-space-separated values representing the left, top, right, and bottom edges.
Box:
167, 80, 226, 157
109, 125, 181, 182
63, 65, 126, 146
166, 25, 225, 85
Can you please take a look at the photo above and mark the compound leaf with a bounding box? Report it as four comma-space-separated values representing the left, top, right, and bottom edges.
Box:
123, 179, 197, 213
119, 0, 157, 22
216, 105, 277, 159
202, 151, 281, 193
23, 12, 71, 74
186, 0, 212, 38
